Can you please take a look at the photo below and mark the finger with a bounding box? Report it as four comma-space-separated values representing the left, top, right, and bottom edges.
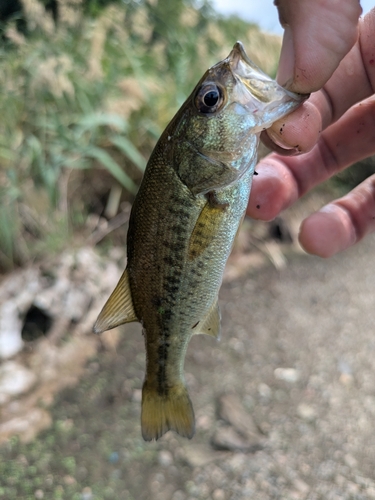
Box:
275, 0, 362, 93
262, 99, 322, 155
248, 96, 375, 221
265, 11, 375, 156
299, 175, 375, 257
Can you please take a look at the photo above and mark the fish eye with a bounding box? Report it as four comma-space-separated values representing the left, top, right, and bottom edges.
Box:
194, 84, 224, 114
203, 90, 219, 107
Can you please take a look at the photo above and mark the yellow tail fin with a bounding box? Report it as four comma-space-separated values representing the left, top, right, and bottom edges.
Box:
141, 382, 195, 441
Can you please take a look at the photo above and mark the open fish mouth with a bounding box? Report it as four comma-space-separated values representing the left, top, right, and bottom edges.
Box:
228, 41, 309, 103
226, 41, 309, 129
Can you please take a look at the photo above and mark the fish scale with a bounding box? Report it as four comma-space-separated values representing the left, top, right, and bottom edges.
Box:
94, 42, 308, 441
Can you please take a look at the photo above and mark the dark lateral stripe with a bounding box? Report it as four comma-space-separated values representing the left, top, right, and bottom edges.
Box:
157, 338, 170, 396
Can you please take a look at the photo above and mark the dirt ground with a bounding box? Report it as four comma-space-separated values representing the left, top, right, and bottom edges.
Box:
1, 230, 375, 499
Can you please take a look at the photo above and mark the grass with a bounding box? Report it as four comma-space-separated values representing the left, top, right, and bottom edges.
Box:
0, 0, 282, 272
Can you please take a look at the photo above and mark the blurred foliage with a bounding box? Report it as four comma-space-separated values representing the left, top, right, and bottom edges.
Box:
333, 157, 375, 193
0, 0, 283, 271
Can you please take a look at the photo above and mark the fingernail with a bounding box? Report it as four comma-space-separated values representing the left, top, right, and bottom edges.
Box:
266, 128, 294, 150
277, 26, 295, 89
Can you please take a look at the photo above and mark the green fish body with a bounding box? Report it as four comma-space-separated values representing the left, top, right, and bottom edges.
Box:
94, 42, 307, 441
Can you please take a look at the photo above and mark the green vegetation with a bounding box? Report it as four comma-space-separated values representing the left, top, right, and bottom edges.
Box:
0, 0, 282, 271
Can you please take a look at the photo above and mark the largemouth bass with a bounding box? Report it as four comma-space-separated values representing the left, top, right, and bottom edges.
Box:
94, 42, 307, 441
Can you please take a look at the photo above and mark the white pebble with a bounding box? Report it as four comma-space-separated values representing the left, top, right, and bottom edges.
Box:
0, 301, 24, 359
258, 383, 272, 399
0, 362, 36, 405
274, 367, 300, 383
297, 403, 316, 422
158, 450, 173, 467
212, 489, 226, 500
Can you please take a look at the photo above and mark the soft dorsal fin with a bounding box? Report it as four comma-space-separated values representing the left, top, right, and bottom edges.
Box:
93, 269, 138, 334
193, 299, 221, 339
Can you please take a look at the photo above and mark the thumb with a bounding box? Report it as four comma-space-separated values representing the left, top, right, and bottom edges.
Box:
275, 0, 362, 93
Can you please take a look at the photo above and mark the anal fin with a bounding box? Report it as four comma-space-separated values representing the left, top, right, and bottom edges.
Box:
193, 299, 221, 339
93, 268, 138, 334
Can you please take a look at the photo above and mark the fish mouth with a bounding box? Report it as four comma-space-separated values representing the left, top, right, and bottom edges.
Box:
227, 41, 309, 129
228, 41, 309, 103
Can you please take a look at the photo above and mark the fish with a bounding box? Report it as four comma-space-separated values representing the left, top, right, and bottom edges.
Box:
94, 42, 307, 441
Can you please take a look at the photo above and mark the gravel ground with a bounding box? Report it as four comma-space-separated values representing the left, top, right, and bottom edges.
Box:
1, 232, 375, 500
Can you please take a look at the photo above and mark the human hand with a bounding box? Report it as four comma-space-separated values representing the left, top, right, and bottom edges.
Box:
247, 3, 375, 257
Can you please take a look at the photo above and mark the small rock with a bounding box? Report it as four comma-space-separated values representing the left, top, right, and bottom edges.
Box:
297, 404, 316, 422
258, 383, 272, 399
195, 414, 213, 431
81, 487, 93, 500
347, 481, 359, 494
64, 287, 90, 321
217, 393, 263, 441
227, 452, 246, 471
0, 408, 52, 444
293, 478, 310, 494
132, 389, 142, 403
0, 301, 24, 359
344, 453, 358, 469
339, 373, 354, 386
211, 425, 262, 452
158, 450, 173, 467
212, 488, 226, 500
34, 490, 44, 499
182, 444, 220, 467
0, 362, 37, 405
63, 475, 76, 485
274, 367, 300, 383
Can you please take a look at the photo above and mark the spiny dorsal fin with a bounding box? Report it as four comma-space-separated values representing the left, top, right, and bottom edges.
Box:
193, 299, 221, 339
93, 269, 138, 334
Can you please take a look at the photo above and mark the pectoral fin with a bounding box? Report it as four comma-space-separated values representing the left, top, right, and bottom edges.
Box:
193, 299, 221, 339
93, 269, 138, 334
188, 198, 227, 261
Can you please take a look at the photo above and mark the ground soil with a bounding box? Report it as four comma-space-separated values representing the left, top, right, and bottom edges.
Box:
1, 229, 375, 500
